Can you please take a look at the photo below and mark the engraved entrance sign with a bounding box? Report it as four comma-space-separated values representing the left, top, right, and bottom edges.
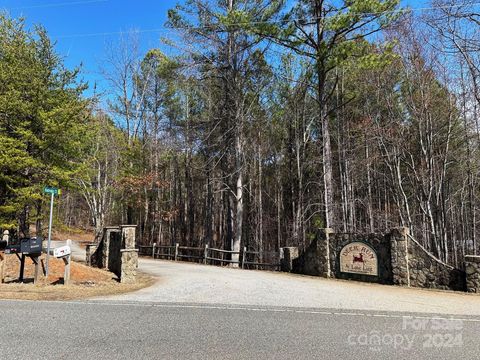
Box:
339, 242, 378, 276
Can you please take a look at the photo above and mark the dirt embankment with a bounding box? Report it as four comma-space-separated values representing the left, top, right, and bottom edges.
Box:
51, 227, 95, 248
0, 253, 153, 301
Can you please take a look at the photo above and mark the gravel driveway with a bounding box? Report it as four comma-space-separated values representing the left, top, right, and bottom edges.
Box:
97, 258, 480, 316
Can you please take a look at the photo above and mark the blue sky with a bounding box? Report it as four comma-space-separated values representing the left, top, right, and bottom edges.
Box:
0, 0, 426, 96
1, 0, 176, 94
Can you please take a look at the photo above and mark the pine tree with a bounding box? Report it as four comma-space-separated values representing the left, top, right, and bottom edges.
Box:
0, 13, 89, 235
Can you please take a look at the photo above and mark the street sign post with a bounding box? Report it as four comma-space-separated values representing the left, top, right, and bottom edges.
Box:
43, 187, 60, 196
44, 186, 60, 278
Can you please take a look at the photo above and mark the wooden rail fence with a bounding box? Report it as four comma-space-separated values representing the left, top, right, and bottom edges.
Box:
138, 244, 281, 270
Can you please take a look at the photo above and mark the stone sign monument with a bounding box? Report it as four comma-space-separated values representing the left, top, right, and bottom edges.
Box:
339, 242, 378, 276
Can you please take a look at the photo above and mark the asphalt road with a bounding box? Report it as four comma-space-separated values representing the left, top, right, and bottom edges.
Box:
0, 300, 479, 360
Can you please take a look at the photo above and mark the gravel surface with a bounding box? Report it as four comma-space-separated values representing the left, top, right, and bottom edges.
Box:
98, 258, 480, 316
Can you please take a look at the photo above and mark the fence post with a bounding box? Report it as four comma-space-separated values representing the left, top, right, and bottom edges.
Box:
174, 243, 179, 261
204, 244, 209, 265
241, 247, 247, 269
152, 243, 156, 259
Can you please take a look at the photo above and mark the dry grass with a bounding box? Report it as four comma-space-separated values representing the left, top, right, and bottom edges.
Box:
0, 253, 154, 301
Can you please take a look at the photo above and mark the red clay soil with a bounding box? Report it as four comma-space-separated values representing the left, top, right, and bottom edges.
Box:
0, 228, 153, 300
0, 253, 153, 301
3, 253, 113, 284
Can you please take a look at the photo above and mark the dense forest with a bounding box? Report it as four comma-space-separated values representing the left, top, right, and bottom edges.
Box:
2, 0, 480, 267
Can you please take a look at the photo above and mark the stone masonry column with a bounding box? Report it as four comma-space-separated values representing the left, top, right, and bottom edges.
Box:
390, 227, 410, 286
465, 255, 480, 293
102, 226, 120, 269
85, 243, 97, 266
280, 247, 299, 272
120, 249, 138, 284
119, 225, 138, 283
318, 228, 333, 278
120, 225, 137, 249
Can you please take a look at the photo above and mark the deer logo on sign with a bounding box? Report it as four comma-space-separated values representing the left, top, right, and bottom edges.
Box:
340, 242, 378, 276
352, 253, 365, 269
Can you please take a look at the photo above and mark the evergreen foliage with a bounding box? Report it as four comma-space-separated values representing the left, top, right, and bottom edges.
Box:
0, 13, 89, 232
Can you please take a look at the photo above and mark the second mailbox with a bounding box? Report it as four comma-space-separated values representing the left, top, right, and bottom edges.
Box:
20, 237, 43, 255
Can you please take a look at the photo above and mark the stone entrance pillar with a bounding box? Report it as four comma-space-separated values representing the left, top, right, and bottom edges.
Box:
121, 225, 137, 249
280, 247, 299, 272
102, 226, 120, 269
317, 228, 333, 278
390, 227, 410, 286
465, 255, 480, 293
86, 243, 97, 266
119, 225, 138, 283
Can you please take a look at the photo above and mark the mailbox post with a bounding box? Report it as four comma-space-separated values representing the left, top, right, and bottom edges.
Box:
6, 237, 43, 284
64, 253, 71, 285
0, 252, 4, 284
52, 239, 71, 285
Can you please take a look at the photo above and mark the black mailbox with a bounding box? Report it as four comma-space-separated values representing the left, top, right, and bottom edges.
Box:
20, 237, 43, 254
